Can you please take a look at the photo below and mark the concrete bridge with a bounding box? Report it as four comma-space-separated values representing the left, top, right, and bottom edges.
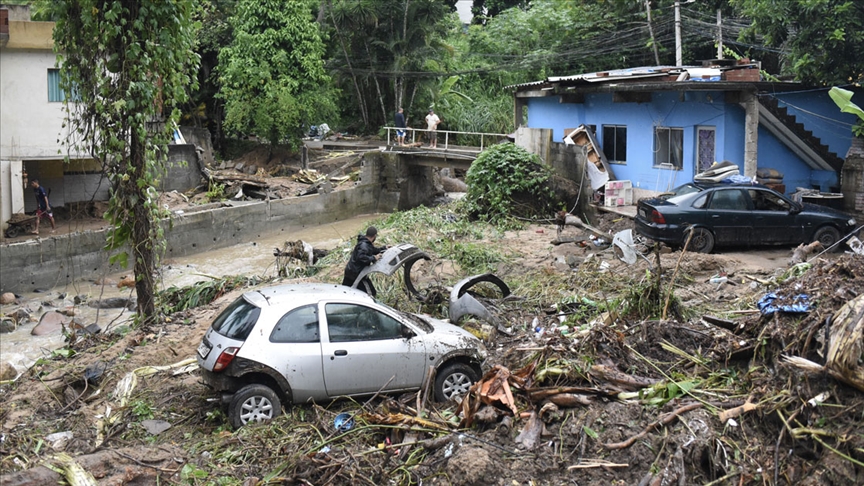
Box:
315, 127, 510, 171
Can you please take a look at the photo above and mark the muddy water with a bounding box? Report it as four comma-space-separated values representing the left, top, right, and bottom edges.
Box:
0, 215, 382, 374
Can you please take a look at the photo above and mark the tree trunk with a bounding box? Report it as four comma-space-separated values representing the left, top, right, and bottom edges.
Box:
129, 131, 157, 324
326, 0, 369, 128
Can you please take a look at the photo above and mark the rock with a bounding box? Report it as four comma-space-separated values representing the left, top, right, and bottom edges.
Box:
59, 307, 77, 317
118, 275, 136, 288
446, 445, 494, 486
31, 311, 70, 336
441, 176, 468, 192
10, 308, 32, 323
0, 362, 18, 381
74, 294, 87, 305
88, 297, 135, 309
94, 277, 117, 286
0, 318, 16, 333
141, 420, 172, 435
0, 292, 17, 305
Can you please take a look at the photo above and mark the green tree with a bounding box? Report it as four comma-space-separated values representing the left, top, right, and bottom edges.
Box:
52, 0, 200, 324
321, 0, 454, 130
464, 143, 556, 223
731, 0, 864, 84
218, 0, 337, 150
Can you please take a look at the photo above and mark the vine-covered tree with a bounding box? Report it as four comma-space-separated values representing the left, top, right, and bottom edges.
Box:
218, 0, 337, 149
52, 0, 200, 324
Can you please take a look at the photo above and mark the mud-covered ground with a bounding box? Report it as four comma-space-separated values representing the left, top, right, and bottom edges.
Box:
2, 148, 864, 485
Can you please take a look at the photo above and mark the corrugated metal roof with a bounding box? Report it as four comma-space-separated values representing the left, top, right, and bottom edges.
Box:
510, 64, 758, 90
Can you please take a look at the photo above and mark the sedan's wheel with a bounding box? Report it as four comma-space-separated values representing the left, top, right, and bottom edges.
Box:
684, 227, 715, 254
812, 226, 841, 250
434, 363, 479, 402
228, 384, 281, 428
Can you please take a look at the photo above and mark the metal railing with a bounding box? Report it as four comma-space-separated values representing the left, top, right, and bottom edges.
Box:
384, 126, 510, 153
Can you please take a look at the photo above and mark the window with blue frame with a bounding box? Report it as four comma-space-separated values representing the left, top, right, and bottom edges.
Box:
602, 125, 627, 164
654, 127, 683, 169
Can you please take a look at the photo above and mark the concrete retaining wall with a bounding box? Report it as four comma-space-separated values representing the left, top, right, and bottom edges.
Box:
0, 179, 393, 293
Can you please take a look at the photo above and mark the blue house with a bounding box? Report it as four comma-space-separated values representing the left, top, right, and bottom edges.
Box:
511, 61, 860, 198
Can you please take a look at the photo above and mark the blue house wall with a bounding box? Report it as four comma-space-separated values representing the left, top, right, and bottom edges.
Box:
524, 88, 851, 195
773, 89, 858, 160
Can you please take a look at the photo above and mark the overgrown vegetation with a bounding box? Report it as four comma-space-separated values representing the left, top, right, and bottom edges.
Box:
464, 143, 558, 225
158, 275, 267, 314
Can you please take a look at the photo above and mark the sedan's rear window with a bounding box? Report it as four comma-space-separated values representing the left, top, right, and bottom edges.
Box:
211, 297, 261, 341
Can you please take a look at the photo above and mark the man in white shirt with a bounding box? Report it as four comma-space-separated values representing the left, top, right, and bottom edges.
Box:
425, 109, 441, 148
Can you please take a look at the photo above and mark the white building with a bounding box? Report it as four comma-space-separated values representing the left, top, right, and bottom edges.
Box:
0, 5, 103, 237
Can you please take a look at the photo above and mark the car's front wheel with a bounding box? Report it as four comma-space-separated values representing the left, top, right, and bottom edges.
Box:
812, 226, 841, 249
228, 384, 282, 428
684, 227, 715, 254
434, 363, 479, 402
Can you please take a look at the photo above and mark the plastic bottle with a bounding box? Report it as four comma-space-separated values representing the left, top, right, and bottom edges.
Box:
709, 276, 727, 284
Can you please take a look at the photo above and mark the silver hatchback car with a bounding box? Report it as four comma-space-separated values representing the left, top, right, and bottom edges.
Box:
197, 283, 487, 428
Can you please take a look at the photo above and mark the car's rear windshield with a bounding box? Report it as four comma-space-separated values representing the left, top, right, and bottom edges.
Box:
662, 183, 704, 203
211, 297, 261, 341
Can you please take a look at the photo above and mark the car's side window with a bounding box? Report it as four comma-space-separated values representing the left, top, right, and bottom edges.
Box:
270, 304, 319, 343
692, 194, 708, 209
325, 303, 403, 342
749, 189, 789, 212
708, 189, 748, 210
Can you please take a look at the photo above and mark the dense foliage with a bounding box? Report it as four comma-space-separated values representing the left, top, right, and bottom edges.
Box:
218, 0, 337, 149
464, 143, 556, 224
52, 0, 200, 324
731, 0, 864, 85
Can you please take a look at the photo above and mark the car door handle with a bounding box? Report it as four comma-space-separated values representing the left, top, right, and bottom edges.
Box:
334, 350, 348, 356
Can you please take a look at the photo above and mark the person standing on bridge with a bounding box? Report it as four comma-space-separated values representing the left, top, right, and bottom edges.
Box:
395, 107, 407, 146
425, 109, 441, 149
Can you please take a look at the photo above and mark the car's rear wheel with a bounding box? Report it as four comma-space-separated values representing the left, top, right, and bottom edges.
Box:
434, 363, 479, 402
684, 227, 715, 254
812, 226, 841, 249
228, 384, 281, 428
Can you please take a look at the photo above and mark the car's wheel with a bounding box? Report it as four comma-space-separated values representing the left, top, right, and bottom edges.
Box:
684, 227, 715, 254
812, 226, 841, 249
434, 363, 479, 402
228, 384, 281, 428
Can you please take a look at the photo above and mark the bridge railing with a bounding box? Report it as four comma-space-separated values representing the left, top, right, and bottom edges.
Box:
383, 126, 510, 152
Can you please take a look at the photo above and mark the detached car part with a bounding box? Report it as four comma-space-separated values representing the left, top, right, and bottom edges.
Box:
449, 274, 511, 332
351, 243, 432, 300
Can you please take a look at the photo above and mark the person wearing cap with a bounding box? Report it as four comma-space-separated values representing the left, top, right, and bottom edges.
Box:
425, 109, 441, 148
341, 226, 388, 296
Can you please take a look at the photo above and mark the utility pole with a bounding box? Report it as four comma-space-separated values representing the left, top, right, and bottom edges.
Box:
674, 0, 682, 66
717, 9, 723, 59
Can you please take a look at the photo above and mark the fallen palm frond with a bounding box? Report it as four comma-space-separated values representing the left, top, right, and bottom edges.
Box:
782, 293, 864, 391
159, 275, 266, 314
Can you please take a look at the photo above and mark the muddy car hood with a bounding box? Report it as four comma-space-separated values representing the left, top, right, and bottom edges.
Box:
415, 314, 487, 357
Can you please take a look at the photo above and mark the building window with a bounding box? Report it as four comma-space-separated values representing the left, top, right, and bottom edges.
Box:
47, 69, 80, 102
48, 69, 64, 102
655, 127, 683, 169
602, 125, 627, 163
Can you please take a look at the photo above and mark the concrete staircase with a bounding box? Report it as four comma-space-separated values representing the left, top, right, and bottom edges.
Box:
758, 96, 844, 172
